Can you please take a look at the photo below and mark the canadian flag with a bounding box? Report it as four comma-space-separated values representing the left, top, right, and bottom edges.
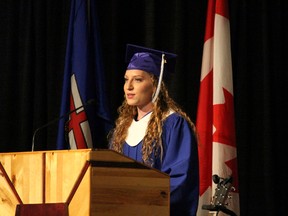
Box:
196, 0, 240, 215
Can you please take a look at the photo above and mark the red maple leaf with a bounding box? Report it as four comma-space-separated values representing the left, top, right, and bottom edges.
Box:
213, 87, 236, 147
213, 87, 239, 192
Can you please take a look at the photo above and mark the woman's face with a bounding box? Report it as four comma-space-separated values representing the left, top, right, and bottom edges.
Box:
124, 69, 155, 110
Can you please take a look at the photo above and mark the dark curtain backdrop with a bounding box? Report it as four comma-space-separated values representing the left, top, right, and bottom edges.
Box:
1, 0, 287, 215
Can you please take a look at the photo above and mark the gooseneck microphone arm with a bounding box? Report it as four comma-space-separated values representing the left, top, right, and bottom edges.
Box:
31, 99, 96, 152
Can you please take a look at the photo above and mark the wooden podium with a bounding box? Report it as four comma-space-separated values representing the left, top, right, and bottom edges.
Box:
0, 149, 170, 216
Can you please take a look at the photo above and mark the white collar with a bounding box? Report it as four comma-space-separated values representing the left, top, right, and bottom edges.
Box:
125, 110, 175, 147
125, 112, 152, 146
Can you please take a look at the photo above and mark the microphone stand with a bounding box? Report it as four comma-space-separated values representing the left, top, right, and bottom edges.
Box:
31, 99, 95, 151
202, 205, 237, 216
202, 174, 237, 216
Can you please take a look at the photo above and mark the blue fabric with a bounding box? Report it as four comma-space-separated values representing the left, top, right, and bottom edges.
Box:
127, 52, 162, 77
56, 0, 113, 149
125, 44, 177, 78
122, 113, 199, 216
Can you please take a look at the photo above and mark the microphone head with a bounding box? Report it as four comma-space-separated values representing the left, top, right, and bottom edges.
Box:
212, 174, 220, 184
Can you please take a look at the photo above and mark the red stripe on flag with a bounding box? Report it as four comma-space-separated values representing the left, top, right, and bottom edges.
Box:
196, 70, 213, 196
216, 0, 229, 19
68, 94, 89, 149
204, 0, 215, 42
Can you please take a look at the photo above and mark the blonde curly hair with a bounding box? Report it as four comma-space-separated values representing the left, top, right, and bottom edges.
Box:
109, 75, 197, 166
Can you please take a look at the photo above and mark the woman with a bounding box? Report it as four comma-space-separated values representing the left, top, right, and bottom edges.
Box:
109, 44, 199, 215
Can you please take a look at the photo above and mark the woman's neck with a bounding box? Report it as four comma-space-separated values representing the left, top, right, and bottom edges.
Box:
137, 104, 153, 120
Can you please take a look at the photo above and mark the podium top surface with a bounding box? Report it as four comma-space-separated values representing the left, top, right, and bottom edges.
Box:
0, 148, 169, 177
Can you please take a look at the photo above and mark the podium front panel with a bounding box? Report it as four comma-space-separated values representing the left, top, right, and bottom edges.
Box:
0, 149, 169, 216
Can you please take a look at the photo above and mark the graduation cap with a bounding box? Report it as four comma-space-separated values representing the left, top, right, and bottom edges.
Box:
125, 44, 177, 78
125, 44, 177, 103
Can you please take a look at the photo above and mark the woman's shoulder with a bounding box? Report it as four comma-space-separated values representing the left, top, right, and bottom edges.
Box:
164, 111, 188, 126
162, 111, 195, 139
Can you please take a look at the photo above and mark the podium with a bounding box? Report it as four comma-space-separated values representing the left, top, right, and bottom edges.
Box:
0, 149, 170, 216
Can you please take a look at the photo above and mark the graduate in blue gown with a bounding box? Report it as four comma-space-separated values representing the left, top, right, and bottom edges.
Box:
109, 44, 199, 216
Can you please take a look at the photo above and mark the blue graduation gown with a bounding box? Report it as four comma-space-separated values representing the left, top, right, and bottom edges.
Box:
122, 112, 199, 216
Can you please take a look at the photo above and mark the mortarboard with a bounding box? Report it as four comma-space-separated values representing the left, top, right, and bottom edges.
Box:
125, 44, 177, 78
125, 44, 177, 103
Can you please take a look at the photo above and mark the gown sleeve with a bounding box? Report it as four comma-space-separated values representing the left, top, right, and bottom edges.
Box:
159, 113, 199, 216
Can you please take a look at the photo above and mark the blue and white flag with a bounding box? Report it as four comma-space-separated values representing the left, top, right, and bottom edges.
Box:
57, 0, 113, 150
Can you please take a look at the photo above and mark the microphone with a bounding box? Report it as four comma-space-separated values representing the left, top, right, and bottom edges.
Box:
31, 99, 96, 151
212, 174, 220, 184
212, 174, 233, 185
202, 174, 236, 216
